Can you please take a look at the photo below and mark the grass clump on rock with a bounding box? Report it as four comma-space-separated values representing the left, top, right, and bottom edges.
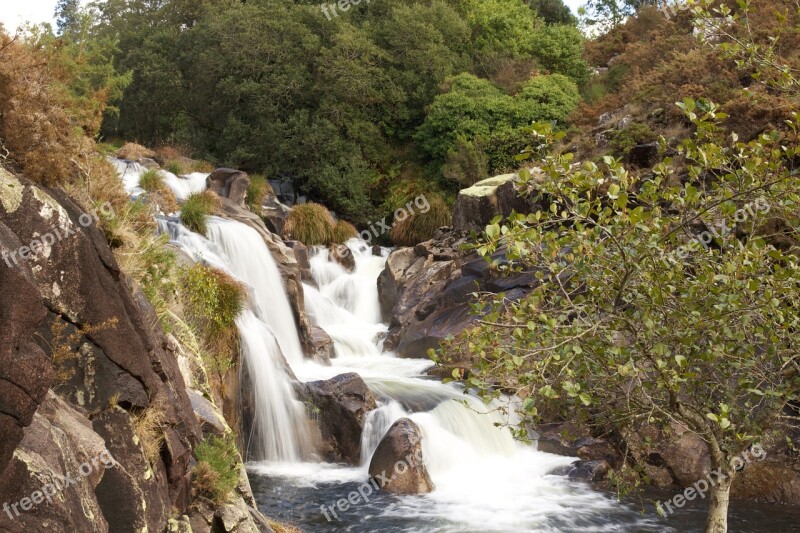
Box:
284, 202, 336, 245
390, 194, 452, 246
180, 264, 245, 373
332, 219, 358, 243
193, 435, 241, 504
246, 174, 273, 213
181, 191, 218, 236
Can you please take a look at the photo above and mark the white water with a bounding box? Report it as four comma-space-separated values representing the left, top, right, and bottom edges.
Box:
116, 160, 641, 530
258, 240, 637, 531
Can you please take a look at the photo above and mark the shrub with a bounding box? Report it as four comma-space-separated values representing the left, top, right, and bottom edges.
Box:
609, 123, 657, 158
390, 194, 452, 246
193, 435, 241, 504
284, 202, 335, 245
332, 220, 358, 244
181, 191, 219, 236
443, 137, 489, 187
180, 264, 245, 373
246, 174, 273, 213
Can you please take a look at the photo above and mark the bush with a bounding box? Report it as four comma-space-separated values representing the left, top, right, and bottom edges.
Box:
390, 194, 452, 246
180, 264, 246, 373
116, 142, 155, 160
138, 169, 163, 192
332, 220, 358, 244
609, 123, 657, 158
180, 191, 218, 236
193, 435, 241, 504
284, 203, 336, 246
246, 174, 273, 213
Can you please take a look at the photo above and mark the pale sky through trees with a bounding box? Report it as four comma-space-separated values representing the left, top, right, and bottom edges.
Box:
0, 0, 586, 34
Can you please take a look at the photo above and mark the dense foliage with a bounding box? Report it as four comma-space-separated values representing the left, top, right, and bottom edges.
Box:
80, 0, 587, 223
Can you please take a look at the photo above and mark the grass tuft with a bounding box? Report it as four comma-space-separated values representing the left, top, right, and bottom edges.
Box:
180, 264, 246, 373
284, 203, 336, 245
164, 160, 187, 176
181, 191, 219, 236
193, 435, 241, 504
246, 174, 274, 213
133, 400, 167, 465
332, 219, 358, 244
390, 194, 452, 246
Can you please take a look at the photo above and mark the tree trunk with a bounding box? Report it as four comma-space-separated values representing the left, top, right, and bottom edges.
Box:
705, 471, 733, 533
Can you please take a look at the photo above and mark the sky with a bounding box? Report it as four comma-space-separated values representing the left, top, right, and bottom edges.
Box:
0, 0, 587, 34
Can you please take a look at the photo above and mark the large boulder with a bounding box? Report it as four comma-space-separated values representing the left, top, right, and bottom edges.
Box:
298, 373, 377, 464
207, 168, 250, 207
451, 173, 536, 233
379, 228, 539, 359
368, 418, 434, 494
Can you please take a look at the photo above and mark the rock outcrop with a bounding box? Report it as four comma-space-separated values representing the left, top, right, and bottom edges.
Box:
451, 173, 539, 233
368, 418, 433, 494
0, 168, 269, 532
379, 228, 538, 359
298, 373, 377, 465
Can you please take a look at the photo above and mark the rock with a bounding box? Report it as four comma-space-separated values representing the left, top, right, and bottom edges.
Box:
307, 325, 334, 364
261, 196, 291, 237
629, 142, 660, 168
0, 169, 270, 531
452, 173, 532, 233
207, 168, 250, 207
299, 373, 377, 464
286, 240, 313, 284
378, 247, 419, 320
568, 460, 610, 482
188, 389, 229, 438
368, 418, 434, 494
328, 243, 355, 272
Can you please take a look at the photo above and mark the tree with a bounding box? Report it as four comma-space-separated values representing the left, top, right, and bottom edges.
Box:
447, 103, 800, 532
55, 0, 82, 35
526, 0, 577, 25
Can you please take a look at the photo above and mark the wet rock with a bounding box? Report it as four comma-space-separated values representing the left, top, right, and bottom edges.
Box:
568, 460, 610, 482
207, 168, 250, 207
328, 243, 356, 272
299, 373, 377, 464
368, 418, 434, 494
286, 240, 313, 284
261, 196, 291, 237
307, 325, 334, 364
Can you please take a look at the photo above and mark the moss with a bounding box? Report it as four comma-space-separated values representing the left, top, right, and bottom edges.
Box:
609, 123, 658, 158
180, 191, 219, 236
193, 435, 241, 504
390, 194, 452, 246
460, 174, 516, 197
284, 202, 336, 245
332, 220, 358, 244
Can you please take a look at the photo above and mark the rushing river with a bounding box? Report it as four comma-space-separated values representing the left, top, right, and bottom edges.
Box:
114, 159, 797, 532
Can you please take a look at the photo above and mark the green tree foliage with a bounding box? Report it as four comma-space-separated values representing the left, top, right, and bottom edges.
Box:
89, 0, 590, 220
526, 0, 577, 25
448, 105, 800, 532
415, 73, 580, 174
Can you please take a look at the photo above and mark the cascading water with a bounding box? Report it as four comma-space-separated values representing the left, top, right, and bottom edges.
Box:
115, 161, 672, 530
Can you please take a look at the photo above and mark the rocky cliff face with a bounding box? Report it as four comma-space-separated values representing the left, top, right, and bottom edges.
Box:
0, 168, 271, 532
